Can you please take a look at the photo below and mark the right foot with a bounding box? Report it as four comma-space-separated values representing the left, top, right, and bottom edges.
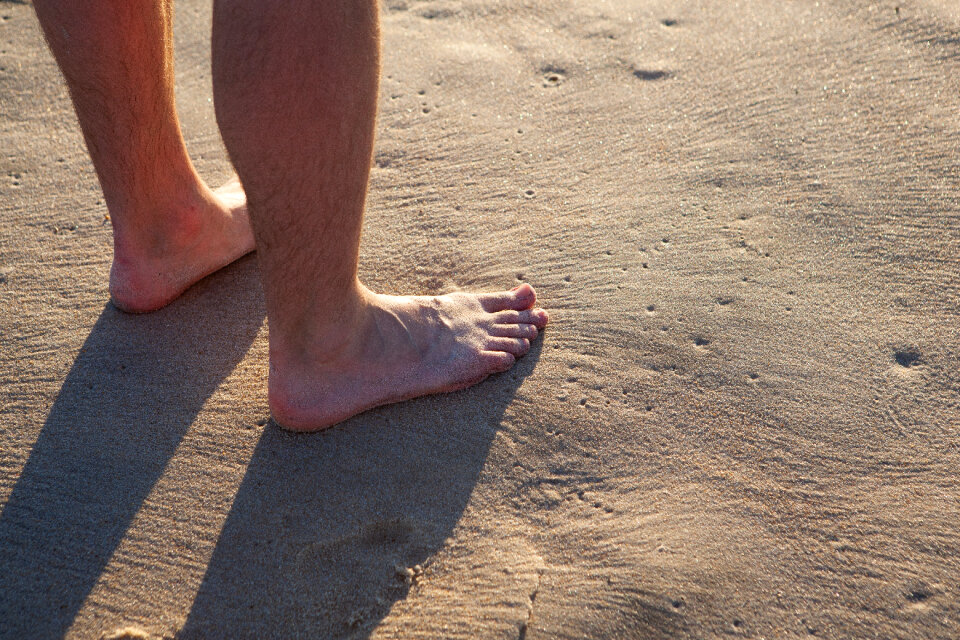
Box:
109, 178, 255, 312
268, 282, 549, 431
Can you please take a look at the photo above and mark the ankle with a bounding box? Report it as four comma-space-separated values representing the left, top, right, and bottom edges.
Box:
109, 184, 219, 264
267, 280, 374, 372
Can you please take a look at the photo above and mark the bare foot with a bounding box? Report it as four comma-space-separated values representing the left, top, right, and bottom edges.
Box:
109, 178, 255, 313
268, 282, 549, 431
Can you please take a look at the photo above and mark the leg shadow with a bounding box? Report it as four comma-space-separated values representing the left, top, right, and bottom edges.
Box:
179, 339, 544, 639
0, 256, 265, 639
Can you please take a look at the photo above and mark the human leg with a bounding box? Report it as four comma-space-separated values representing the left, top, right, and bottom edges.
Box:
211, 0, 548, 430
33, 0, 254, 312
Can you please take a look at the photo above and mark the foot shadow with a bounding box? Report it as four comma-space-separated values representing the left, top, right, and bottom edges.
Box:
179, 339, 544, 638
0, 256, 265, 639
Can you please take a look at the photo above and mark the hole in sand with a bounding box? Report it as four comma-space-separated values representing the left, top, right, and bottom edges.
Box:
633, 69, 669, 81
894, 350, 921, 368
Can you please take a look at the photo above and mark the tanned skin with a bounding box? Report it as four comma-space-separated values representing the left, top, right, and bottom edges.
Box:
33, 0, 549, 430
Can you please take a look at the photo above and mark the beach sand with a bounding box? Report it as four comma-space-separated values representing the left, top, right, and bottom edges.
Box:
1, 0, 959, 637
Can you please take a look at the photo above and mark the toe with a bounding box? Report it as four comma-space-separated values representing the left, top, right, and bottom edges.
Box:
491, 323, 539, 339
481, 350, 517, 372
493, 307, 549, 328
487, 337, 531, 356
479, 283, 537, 312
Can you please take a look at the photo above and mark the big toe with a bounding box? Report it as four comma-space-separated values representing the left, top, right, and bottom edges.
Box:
479, 283, 537, 312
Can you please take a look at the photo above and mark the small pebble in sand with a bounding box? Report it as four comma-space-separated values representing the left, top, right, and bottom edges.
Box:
394, 563, 423, 585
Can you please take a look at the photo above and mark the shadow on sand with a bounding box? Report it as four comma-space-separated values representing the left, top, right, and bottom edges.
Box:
177, 339, 543, 638
0, 253, 542, 638
0, 256, 265, 639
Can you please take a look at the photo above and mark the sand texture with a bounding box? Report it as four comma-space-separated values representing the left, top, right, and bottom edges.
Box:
2, 0, 960, 638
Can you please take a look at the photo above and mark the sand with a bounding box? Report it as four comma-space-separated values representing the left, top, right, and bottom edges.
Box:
1, 0, 959, 638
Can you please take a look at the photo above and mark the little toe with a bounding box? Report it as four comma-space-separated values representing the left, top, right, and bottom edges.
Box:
491, 323, 539, 339
487, 337, 531, 356
482, 350, 517, 372
479, 283, 537, 312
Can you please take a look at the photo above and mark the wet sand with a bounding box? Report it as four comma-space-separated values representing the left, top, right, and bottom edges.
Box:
1, 0, 959, 638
